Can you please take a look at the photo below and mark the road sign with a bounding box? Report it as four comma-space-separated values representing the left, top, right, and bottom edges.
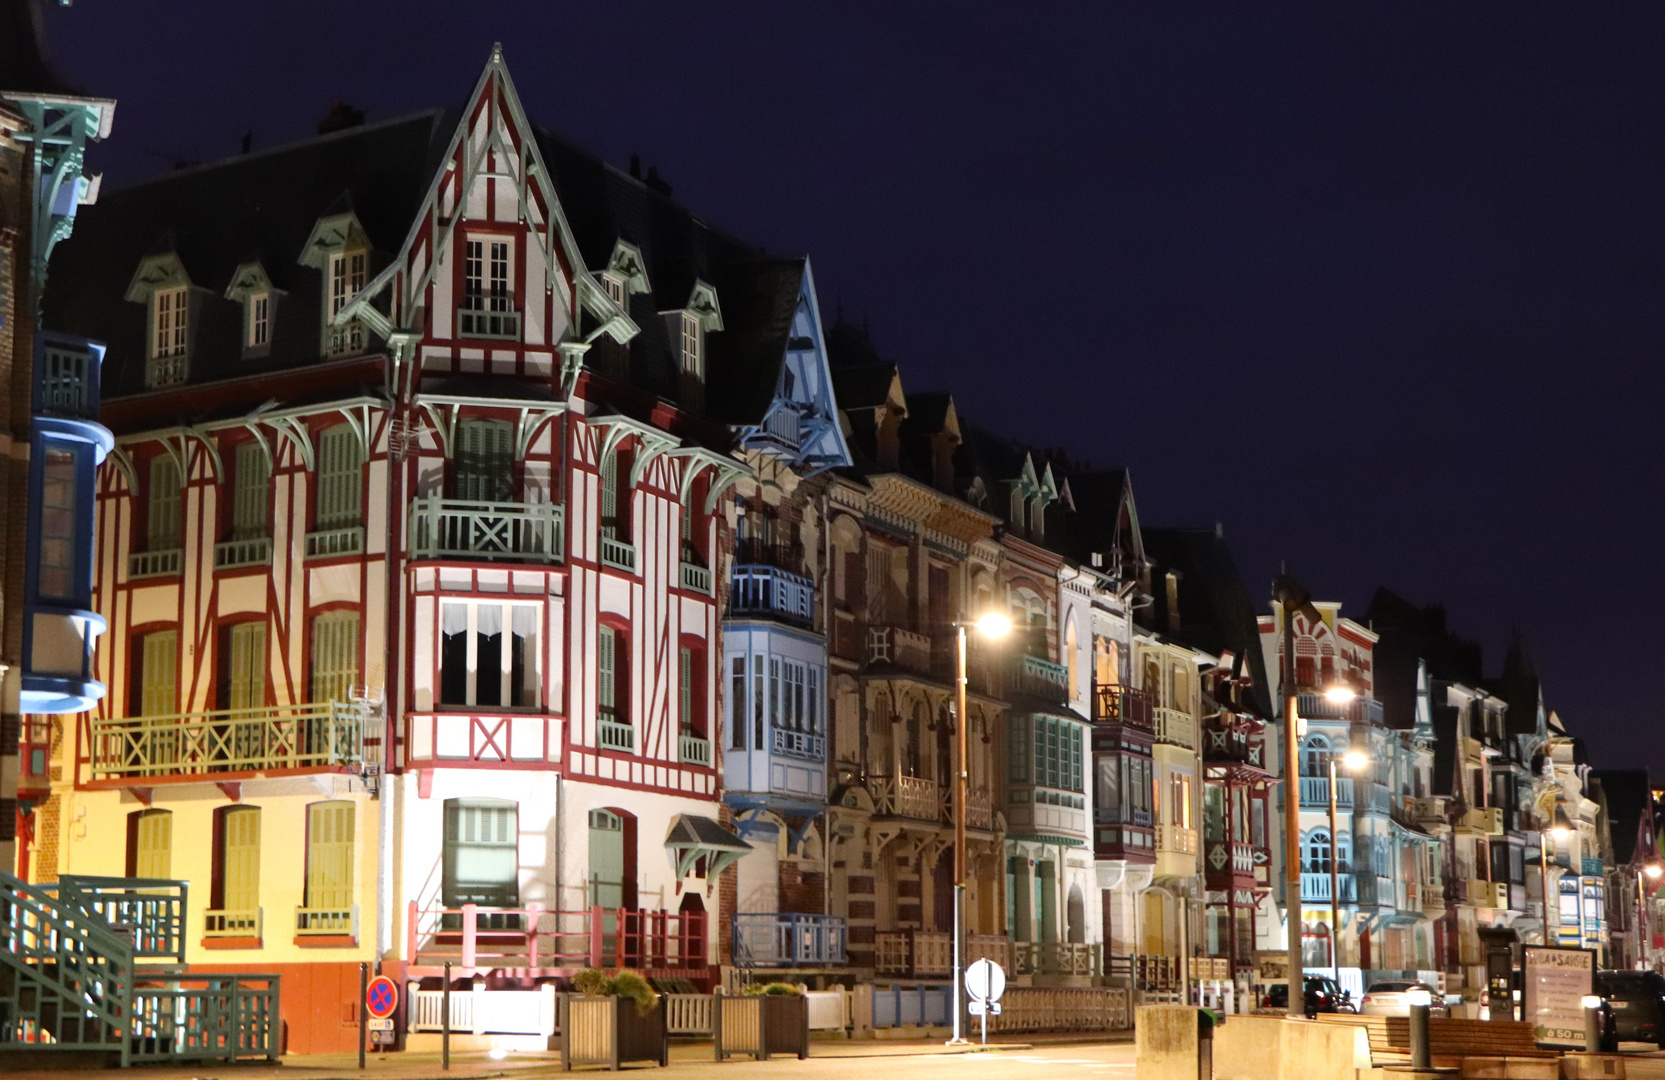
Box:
367, 1018, 395, 1032
965, 959, 1006, 1003
968, 1001, 1002, 1016
366, 976, 399, 1019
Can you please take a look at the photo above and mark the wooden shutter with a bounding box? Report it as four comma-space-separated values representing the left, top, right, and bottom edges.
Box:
457, 420, 513, 502
223, 807, 261, 913
443, 800, 518, 908
226, 622, 266, 711
306, 801, 355, 911
598, 450, 618, 534
597, 626, 616, 718
310, 611, 360, 703
148, 456, 181, 549
233, 441, 270, 538
141, 631, 178, 717
316, 424, 363, 530
679, 647, 692, 735
135, 811, 172, 878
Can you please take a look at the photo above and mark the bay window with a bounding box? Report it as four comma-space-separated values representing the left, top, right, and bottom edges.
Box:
439, 601, 540, 708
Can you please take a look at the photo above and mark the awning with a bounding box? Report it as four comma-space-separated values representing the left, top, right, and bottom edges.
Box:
665, 814, 752, 880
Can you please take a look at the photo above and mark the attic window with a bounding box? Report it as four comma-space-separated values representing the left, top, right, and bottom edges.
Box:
326, 251, 367, 357
459, 237, 520, 340
148, 287, 189, 388
248, 293, 270, 350
602, 273, 626, 308
679, 313, 702, 379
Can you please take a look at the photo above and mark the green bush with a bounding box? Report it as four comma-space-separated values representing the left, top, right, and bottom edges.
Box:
745, 982, 804, 996
570, 968, 660, 1014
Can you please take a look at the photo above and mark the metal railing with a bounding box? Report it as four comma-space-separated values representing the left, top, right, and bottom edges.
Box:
1153, 708, 1197, 750
89, 701, 371, 779
1300, 872, 1357, 902
1012, 941, 1101, 977
295, 905, 357, 936
55, 876, 186, 960
1095, 685, 1153, 729
214, 536, 272, 570
679, 562, 711, 593
305, 525, 364, 558
1299, 775, 1354, 808
410, 498, 563, 562
130, 548, 183, 579
733, 913, 847, 966
678, 732, 711, 766
871, 773, 941, 821
730, 564, 814, 625
771, 727, 825, 760
598, 717, 634, 753
599, 535, 636, 572
458, 307, 521, 341
1008, 652, 1069, 704
407, 902, 706, 972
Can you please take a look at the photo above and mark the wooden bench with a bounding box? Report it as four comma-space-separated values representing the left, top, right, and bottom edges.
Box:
1315, 1014, 1558, 1069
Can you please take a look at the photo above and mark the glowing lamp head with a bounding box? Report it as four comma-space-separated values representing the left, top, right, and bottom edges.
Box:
1550, 827, 1571, 841
1582, 995, 1604, 1011
974, 613, 1012, 640
1646, 864, 1663, 880
1342, 750, 1369, 772
1322, 684, 1357, 704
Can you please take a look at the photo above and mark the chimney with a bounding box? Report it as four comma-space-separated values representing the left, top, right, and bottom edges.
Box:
629, 152, 641, 179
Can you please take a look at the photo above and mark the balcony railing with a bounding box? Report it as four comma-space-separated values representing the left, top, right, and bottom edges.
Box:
458, 307, 522, 341
679, 562, 711, 594
599, 535, 636, 572
1095, 685, 1153, 729
1300, 872, 1357, 903
733, 913, 846, 967
408, 902, 706, 972
214, 536, 271, 570
966, 787, 994, 831
1012, 941, 1101, 977
1458, 806, 1504, 835
1299, 776, 1354, 808
1157, 824, 1198, 855
771, 727, 826, 761
678, 733, 711, 767
203, 908, 262, 938
1007, 652, 1069, 705
326, 320, 366, 358
598, 717, 634, 753
872, 773, 942, 822
876, 929, 950, 977
296, 905, 358, 936
89, 702, 371, 780
867, 625, 932, 673
730, 564, 813, 626
410, 499, 563, 562
37, 340, 98, 418
1153, 708, 1197, 750
129, 548, 183, 579
1296, 693, 1385, 726
146, 353, 187, 389
306, 525, 364, 558
1232, 842, 1254, 873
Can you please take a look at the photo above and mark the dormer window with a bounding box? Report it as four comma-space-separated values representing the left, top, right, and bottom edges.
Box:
459, 236, 519, 340
679, 313, 702, 379
325, 250, 367, 358
152, 287, 187, 360
602, 273, 626, 308
248, 293, 270, 349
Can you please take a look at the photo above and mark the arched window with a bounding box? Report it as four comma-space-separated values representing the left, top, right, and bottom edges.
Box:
1302, 734, 1331, 778
1305, 829, 1332, 875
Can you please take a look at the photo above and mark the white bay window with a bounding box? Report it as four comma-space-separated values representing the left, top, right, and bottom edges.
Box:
438, 601, 540, 709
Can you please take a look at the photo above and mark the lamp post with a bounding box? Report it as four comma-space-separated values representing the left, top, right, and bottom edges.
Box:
948, 611, 1010, 1045
1274, 574, 1323, 1020
1637, 864, 1661, 970
1328, 742, 1366, 983
1541, 816, 1571, 947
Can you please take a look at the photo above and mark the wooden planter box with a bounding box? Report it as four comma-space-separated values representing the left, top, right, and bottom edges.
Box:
714, 992, 809, 1061
558, 994, 668, 1071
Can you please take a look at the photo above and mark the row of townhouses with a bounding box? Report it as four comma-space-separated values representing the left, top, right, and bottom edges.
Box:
5, 38, 1662, 1056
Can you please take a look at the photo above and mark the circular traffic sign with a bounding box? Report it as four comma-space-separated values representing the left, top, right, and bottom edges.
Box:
965, 958, 1006, 1003
366, 976, 399, 1019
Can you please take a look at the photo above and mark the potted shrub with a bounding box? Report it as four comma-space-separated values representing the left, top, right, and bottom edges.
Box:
715, 982, 808, 1061
559, 969, 668, 1071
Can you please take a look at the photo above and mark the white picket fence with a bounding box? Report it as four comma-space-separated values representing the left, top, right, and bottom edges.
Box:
407, 984, 556, 1036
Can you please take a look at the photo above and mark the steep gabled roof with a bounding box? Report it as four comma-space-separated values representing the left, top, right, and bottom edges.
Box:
1591, 769, 1652, 866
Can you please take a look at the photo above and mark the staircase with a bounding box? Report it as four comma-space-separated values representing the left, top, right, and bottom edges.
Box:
0, 871, 280, 1066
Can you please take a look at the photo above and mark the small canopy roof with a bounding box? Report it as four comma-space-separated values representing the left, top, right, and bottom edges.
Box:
665, 814, 750, 880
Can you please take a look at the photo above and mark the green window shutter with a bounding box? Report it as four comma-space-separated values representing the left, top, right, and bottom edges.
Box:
597, 626, 616, 717
148, 456, 182, 549
142, 631, 178, 717
228, 622, 266, 711
310, 611, 360, 703
136, 811, 172, 879
316, 424, 363, 530
443, 799, 519, 908
306, 801, 355, 911
233, 441, 270, 538
598, 450, 618, 534
223, 807, 261, 913
679, 647, 692, 735
457, 420, 513, 502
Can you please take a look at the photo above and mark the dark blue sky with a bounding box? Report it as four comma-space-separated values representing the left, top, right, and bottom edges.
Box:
41, 3, 1665, 771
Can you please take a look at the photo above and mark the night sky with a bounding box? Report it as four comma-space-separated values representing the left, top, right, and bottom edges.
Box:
36, 3, 1665, 771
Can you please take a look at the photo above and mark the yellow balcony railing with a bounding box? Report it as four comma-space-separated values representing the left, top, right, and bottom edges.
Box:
90, 701, 372, 780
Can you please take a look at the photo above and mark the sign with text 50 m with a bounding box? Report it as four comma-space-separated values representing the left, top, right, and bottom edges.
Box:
1523, 945, 1594, 1047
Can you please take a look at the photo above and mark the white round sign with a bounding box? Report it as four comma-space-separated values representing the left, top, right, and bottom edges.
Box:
965, 958, 1006, 1003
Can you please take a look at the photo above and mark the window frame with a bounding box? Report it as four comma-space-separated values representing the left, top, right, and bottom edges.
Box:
151, 287, 189, 360
438, 600, 542, 710
247, 292, 271, 350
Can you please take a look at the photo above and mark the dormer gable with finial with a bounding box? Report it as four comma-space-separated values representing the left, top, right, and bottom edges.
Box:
223, 259, 283, 359
124, 244, 195, 389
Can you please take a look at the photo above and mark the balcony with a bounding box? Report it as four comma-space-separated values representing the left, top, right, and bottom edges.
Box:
1095, 685, 1153, 730
458, 307, 522, 341
146, 353, 187, 389
678, 732, 711, 767
599, 536, 636, 572
679, 562, 711, 594
1007, 783, 1087, 838
965, 934, 1011, 972
203, 907, 262, 939
867, 625, 932, 674
1013, 941, 1101, 977
598, 717, 634, 753
872, 773, 942, 822
733, 913, 846, 967
36, 338, 100, 419
730, 565, 814, 626
409, 499, 563, 562
1007, 652, 1069, 705
89, 702, 371, 781
1153, 708, 1196, 750
326, 319, 367, 358
965, 787, 995, 831
876, 929, 950, 977
1458, 806, 1504, 835
1296, 694, 1385, 726
306, 525, 364, 558
1157, 824, 1199, 855
129, 548, 182, 579
1412, 795, 1447, 824
408, 902, 706, 974
296, 905, 359, 937
771, 727, 825, 761
1300, 872, 1357, 903
214, 536, 271, 570
1299, 776, 1354, 808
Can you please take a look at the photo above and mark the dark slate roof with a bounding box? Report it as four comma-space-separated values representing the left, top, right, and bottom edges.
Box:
1140, 527, 1274, 720
1592, 769, 1652, 866
41, 110, 455, 396
1492, 633, 1543, 737
1430, 695, 1460, 798
1372, 626, 1423, 732
1057, 468, 1131, 564
1364, 588, 1484, 685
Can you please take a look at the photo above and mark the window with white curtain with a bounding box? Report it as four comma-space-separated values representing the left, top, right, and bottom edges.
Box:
439, 601, 539, 708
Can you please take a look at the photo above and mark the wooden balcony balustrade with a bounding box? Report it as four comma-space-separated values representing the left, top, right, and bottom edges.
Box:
1095, 685, 1153, 729
871, 773, 942, 822
732, 913, 847, 967
89, 702, 372, 781
875, 929, 951, 977
867, 625, 932, 673
1152, 708, 1196, 750
730, 564, 815, 625
1007, 652, 1068, 705
1012, 941, 1101, 977
407, 902, 706, 973
409, 498, 563, 562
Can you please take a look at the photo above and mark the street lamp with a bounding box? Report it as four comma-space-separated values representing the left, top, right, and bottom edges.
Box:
1637, 864, 1661, 970
1328, 746, 1368, 982
1541, 813, 1572, 947
1274, 574, 1325, 1019
948, 610, 1010, 1045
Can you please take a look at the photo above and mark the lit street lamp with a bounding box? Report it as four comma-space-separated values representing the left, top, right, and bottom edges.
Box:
1541, 812, 1571, 946
1327, 739, 1367, 983
949, 610, 1010, 1045
1274, 573, 1325, 1020
1638, 864, 1661, 969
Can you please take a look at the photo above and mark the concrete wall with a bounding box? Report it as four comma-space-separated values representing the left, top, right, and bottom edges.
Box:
1210, 1014, 1369, 1080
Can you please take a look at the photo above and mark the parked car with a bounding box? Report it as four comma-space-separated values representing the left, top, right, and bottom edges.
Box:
1592, 970, 1665, 1050
1263, 975, 1353, 1016
1359, 981, 1449, 1017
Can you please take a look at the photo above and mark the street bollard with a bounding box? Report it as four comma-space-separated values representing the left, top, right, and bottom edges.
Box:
358, 963, 368, 1070
1197, 1008, 1220, 1080
1582, 995, 1604, 1053
1407, 987, 1431, 1069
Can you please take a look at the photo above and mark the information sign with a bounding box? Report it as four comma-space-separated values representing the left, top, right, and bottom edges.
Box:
1523, 945, 1594, 1047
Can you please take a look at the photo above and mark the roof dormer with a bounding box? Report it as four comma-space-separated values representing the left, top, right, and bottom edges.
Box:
599, 239, 652, 310
661, 278, 723, 385
124, 246, 194, 389
224, 259, 283, 359
299, 202, 372, 358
